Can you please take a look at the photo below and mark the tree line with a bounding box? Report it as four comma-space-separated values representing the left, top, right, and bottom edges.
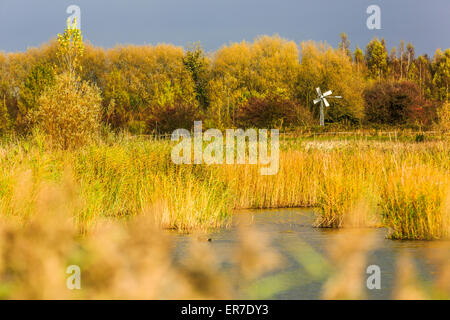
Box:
0, 32, 449, 135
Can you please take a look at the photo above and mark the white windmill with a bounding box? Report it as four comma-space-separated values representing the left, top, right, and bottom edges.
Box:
313, 87, 342, 126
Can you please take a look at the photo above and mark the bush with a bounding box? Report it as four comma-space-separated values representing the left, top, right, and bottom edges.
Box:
364, 81, 436, 125
415, 134, 425, 143
146, 102, 201, 134
237, 96, 312, 128
30, 72, 102, 149
18, 64, 55, 122
437, 102, 450, 131
127, 120, 146, 135
0, 97, 11, 134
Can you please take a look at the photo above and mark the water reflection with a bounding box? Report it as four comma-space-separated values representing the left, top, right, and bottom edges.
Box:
173, 208, 447, 299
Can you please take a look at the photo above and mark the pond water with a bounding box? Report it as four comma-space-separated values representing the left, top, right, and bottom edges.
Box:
172, 208, 447, 300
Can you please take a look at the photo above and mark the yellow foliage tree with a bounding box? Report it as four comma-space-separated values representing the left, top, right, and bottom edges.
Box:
57, 17, 84, 76
298, 41, 365, 124
104, 44, 198, 129
208, 35, 300, 127
29, 20, 102, 149
31, 72, 102, 149
437, 102, 450, 131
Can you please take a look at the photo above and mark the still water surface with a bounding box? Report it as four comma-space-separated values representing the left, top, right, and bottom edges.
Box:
173, 208, 446, 299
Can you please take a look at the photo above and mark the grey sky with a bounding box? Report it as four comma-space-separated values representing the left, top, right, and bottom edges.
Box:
0, 0, 449, 55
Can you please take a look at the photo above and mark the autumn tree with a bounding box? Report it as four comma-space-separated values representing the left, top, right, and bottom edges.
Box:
297, 41, 365, 124
0, 29, 448, 132
31, 72, 102, 149
432, 49, 450, 102
437, 102, 450, 130
406, 42, 415, 75
146, 102, 201, 134
0, 93, 11, 134
207, 41, 251, 128
102, 68, 131, 128
0, 40, 60, 132
399, 40, 405, 80
389, 46, 399, 80
365, 37, 388, 79
18, 63, 55, 126
80, 43, 107, 86
0, 54, 11, 133
29, 17, 103, 149
57, 18, 84, 76
104, 44, 198, 131
237, 95, 312, 128
353, 46, 365, 73
364, 81, 435, 125
208, 35, 300, 128
338, 33, 351, 58
0, 52, 30, 129
183, 43, 210, 110
412, 55, 433, 99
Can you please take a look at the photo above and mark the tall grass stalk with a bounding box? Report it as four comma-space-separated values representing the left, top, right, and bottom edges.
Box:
0, 136, 448, 239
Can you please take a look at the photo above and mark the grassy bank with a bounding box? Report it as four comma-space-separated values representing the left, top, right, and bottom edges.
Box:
0, 134, 449, 239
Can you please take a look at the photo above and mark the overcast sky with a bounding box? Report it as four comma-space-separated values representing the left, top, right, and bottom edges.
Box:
0, 0, 449, 55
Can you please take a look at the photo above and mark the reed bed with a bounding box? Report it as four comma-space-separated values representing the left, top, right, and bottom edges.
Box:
0, 134, 449, 299
0, 135, 449, 239
380, 164, 449, 240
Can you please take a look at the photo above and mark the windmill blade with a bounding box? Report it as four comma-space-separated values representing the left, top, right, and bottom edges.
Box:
313, 98, 321, 104
316, 87, 322, 96
332, 96, 342, 99
323, 90, 332, 97
323, 98, 330, 107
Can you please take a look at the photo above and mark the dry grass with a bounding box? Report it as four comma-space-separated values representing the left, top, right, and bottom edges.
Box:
215, 150, 321, 209
381, 165, 449, 240
0, 172, 280, 299
0, 135, 448, 239
0, 155, 448, 299
321, 229, 379, 299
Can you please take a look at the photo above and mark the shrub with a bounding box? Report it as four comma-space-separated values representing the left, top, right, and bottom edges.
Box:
364, 81, 436, 125
437, 102, 450, 131
415, 134, 425, 143
103, 45, 198, 130
127, 120, 146, 135
146, 102, 201, 134
0, 96, 11, 134
30, 72, 102, 149
237, 96, 312, 128
18, 64, 56, 122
